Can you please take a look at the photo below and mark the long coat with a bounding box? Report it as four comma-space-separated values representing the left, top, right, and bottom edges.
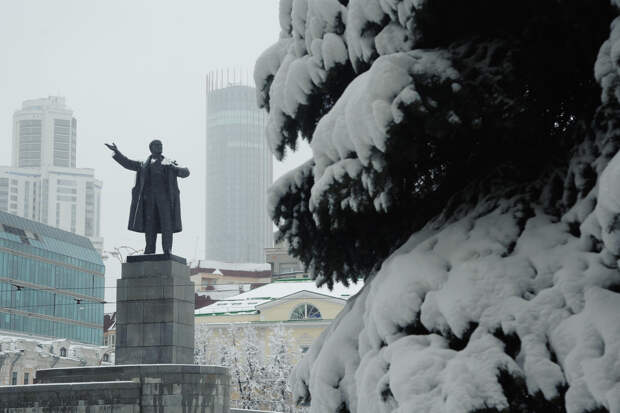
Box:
113, 151, 190, 234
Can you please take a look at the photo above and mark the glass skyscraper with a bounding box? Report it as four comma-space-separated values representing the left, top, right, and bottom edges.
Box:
0, 210, 104, 345
205, 72, 273, 263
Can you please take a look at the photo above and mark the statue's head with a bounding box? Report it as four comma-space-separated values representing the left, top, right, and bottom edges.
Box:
149, 139, 163, 156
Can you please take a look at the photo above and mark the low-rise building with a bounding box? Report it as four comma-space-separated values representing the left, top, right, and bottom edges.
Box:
195, 278, 363, 353
190, 260, 271, 290
0, 331, 112, 385
265, 239, 307, 280
190, 260, 271, 310
103, 312, 116, 347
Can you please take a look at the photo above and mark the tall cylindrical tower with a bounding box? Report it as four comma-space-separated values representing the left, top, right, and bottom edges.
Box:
205, 70, 273, 263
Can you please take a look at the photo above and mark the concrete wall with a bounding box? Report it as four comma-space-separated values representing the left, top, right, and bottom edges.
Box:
0, 381, 140, 412
1, 364, 230, 413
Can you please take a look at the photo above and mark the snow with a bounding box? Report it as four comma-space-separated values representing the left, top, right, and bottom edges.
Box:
260, 2, 620, 412
345, 0, 424, 69
595, 150, 620, 256
268, 159, 314, 218
192, 260, 271, 272
309, 50, 459, 212
595, 17, 620, 104
375, 23, 415, 56
196, 322, 306, 411
195, 279, 364, 315
322, 33, 348, 70
291, 164, 620, 412
254, 0, 349, 160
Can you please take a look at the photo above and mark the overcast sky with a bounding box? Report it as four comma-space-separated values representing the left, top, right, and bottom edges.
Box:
0, 0, 312, 310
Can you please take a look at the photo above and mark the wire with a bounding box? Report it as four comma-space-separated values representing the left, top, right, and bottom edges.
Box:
1, 280, 263, 293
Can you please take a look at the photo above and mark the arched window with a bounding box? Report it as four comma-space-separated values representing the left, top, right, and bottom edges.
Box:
103, 353, 110, 362
59, 347, 67, 357
290, 303, 322, 320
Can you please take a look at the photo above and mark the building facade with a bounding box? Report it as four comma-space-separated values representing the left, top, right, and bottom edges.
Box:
11, 96, 77, 169
195, 279, 363, 354
0, 332, 112, 386
0, 210, 105, 345
205, 72, 273, 263
0, 166, 103, 252
0, 97, 103, 251
265, 238, 307, 280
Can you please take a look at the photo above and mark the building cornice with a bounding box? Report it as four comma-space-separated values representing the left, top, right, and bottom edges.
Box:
255, 290, 346, 310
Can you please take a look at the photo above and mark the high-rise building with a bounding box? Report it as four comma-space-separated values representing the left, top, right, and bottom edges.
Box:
12, 96, 77, 169
0, 97, 103, 252
0, 210, 105, 345
205, 72, 273, 263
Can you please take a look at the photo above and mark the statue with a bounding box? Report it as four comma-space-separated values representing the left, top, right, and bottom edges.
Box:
105, 140, 190, 255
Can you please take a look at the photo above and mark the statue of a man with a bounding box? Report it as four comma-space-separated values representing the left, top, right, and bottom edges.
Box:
105, 140, 190, 255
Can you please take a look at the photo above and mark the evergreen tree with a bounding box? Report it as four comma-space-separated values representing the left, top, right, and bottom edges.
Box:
257, 1, 620, 412
256, 0, 616, 287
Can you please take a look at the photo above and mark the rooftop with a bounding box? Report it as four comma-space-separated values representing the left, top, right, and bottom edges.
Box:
0, 210, 103, 269
195, 278, 364, 316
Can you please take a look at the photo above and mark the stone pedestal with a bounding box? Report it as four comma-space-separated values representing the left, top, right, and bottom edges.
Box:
0, 254, 234, 412
32, 365, 230, 412
115, 254, 195, 365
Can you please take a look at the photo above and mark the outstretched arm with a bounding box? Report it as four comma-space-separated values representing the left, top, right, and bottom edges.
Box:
175, 165, 190, 178
105, 142, 141, 171
162, 158, 190, 178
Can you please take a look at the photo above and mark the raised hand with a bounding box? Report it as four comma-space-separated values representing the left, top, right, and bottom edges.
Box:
104, 142, 119, 153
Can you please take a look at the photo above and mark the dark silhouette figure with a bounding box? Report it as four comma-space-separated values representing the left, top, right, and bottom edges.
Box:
105, 140, 189, 254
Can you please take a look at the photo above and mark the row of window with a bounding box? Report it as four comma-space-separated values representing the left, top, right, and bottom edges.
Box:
10, 371, 29, 385
0, 282, 103, 325
0, 312, 102, 345
0, 251, 104, 298
0, 237, 104, 275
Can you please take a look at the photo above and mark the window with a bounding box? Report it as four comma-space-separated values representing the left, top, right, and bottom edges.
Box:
11, 371, 17, 385
301, 346, 309, 353
57, 179, 76, 187
2, 225, 26, 237
54, 119, 71, 167
103, 353, 109, 362
60, 347, 67, 357
23, 372, 29, 384
290, 303, 322, 320
278, 262, 303, 274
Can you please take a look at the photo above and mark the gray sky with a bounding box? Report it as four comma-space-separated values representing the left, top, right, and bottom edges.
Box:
0, 0, 312, 310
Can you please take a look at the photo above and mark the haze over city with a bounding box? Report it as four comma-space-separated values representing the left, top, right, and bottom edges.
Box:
1, 1, 618, 411
0, 0, 311, 309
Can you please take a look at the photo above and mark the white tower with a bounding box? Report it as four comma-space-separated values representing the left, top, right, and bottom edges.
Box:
0, 97, 103, 252
12, 96, 77, 169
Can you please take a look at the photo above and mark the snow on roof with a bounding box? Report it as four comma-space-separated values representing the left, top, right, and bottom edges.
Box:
195, 279, 364, 316
192, 259, 271, 272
